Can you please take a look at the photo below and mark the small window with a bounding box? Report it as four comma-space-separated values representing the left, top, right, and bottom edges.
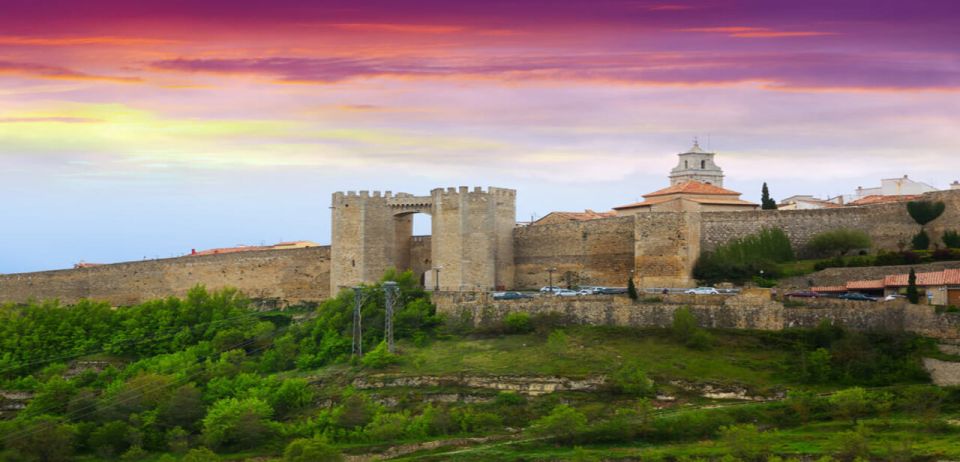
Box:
701, 160, 706, 169
684, 160, 688, 169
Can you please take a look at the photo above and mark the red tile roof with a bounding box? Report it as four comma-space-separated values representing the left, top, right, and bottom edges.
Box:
847, 194, 920, 206
534, 209, 617, 224
643, 181, 743, 198
883, 270, 958, 287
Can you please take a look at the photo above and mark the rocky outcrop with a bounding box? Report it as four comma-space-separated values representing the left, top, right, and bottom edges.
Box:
668, 380, 783, 401
352, 374, 607, 396
923, 358, 960, 386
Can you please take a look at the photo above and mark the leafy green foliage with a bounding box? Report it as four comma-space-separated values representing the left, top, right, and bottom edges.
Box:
694, 228, 794, 284
527, 404, 588, 440
610, 360, 654, 396
201, 397, 274, 450
906, 200, 945, 226
808, 229, 871, 257
720, 423, 768, 461
284, 436, 342, 462
3, 415, 76, 462
672, 307, 713, 350
503, 312, 533, 334
361, 341, 400, 369
943, 230, 960, 248
829, 387, 873, 425
912, 229, 930, 250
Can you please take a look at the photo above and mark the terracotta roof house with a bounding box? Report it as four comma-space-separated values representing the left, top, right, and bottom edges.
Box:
533, 209, 617, 226
614, 181, 758, 215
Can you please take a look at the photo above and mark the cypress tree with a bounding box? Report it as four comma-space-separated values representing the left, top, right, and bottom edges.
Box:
627, 276, 638, 300
761, 183, 777, 210
906, 268, 919, 304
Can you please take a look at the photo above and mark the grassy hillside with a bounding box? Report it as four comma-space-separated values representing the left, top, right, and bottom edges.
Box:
1, 282, 958, 462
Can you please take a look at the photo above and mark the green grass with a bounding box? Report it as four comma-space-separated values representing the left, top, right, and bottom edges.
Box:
390, 327, 804, 394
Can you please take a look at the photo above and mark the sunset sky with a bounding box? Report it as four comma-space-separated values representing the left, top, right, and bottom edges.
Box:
2, 0, 959, 273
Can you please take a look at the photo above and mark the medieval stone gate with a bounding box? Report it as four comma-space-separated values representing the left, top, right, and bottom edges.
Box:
330, 187, 516, 292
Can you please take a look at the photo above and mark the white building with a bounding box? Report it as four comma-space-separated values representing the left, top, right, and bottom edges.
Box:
841, 175, 938, 204
668, 140, 724, 187
778, 195, 843, 210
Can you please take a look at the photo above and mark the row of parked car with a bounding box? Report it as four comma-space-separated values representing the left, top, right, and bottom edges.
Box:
785, 291, 905, 302
492, 285, 738, 300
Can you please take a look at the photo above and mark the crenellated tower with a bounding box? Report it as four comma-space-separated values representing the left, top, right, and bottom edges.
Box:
330, 186, 516, 292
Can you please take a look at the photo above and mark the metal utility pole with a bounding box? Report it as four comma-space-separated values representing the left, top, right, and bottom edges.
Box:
352, 286, 364, 357
383, 281, 398, 353
547, 267, 557, 291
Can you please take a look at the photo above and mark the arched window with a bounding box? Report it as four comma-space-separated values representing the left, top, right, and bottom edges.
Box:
701, 160, 706, 169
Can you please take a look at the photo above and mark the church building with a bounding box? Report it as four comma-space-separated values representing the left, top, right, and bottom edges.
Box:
614, 141, 758, 215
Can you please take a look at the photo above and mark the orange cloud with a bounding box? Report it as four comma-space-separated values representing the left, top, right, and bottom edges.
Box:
680, 26, 835, 38
0, 35, 177, 46
0, 60, 141, 83
330, 23, 465, 34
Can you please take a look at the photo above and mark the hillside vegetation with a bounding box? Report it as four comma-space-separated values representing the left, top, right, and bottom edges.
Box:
1, 272, 958, 461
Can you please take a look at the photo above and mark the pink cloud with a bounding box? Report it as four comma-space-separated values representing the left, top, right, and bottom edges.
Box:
0, 60, 141, 82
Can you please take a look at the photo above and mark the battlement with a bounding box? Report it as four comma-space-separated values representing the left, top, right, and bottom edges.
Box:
430, 186, 517, 198
333, 190, 417, 206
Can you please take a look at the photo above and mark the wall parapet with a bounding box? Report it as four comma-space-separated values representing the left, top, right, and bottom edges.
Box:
433, 291, 960, 340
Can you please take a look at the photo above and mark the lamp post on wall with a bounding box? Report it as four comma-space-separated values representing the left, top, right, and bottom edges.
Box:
547, 267, 557, 291
432, 266, 442, 291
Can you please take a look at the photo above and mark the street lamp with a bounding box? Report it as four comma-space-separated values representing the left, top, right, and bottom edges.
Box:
547, 267, 557, 292
432, 266, 442, 291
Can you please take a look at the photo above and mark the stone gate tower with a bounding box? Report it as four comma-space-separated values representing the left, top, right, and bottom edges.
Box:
330, 187, 516, 293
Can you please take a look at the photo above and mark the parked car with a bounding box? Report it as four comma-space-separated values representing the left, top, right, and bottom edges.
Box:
597, 287, 628, 295
786, 291, 821, 298
539, 286, 562, 294
684, 287, 720, 295
882, 294, 906, 302
576, 289, 594, 296
493, 291, 532, 300
838, 292, 877, 302
555, 289, 579, 297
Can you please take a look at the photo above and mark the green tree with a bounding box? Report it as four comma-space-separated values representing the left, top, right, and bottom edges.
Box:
833, 424, 871, 461
4, 416, 76, 462
201, 397, 274, 451
761, 182, 778, 210
627, 276, 638, 300
906, 200, 945, 226
182, 447, 220, 462
158, 384, 205, 431
906, 268, 920, 304
361, 341, 400, 369
332, 391, 379, 430
284, 436, 343, 462
912, 229, 930, 251
720, 424, 768, 461
610, 360, 654, 396
808, 229, 872, 257
943, 230, 960, 248
504, 312, 533, 334
805, 347, 832, 383
829, 387, 872, 425
672, 306, 712, 349
527, 404, 587, 441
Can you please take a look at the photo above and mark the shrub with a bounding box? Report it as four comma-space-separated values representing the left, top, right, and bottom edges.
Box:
503, 312, 533, 334
833, 424, 871, 461
610, 360, 655, 396
364, 412, 409, 441
719, 424, 768, 461
808, 229, 872, 257
627, 277, 638, 300
907, 200, 945, 226
182, 447, 220, 462
671, 307, 711, 349
284, 436, 343, 462
202, 397, 274, 450
527, 404, 588, 441
546, 329, 569, 355
912, 230, 930, 250
829, 388, 872, 425
693, 228, 793, 284
804, 348, 832, 383
686, 329, 714, 350
361, 341, 400, 369
943, 230, 960, 248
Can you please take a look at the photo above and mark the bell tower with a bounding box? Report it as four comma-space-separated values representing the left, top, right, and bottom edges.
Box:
668, 139, 724, 187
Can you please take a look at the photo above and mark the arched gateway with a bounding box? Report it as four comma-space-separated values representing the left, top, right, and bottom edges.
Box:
330, 187, 516, 292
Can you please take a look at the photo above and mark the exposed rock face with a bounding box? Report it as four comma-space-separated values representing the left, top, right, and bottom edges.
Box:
0, 391, 32, 412
923, 358, 960, 386
352, 374, 607, 396
668, 380, 783, 401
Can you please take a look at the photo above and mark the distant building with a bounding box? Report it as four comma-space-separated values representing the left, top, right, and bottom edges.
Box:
840, 175, 938, 204
614, 181, 758, 215
952, 181, 960, 190
533, 210, 617, 226
778, 195, 844, 210
669, 140, 725, 187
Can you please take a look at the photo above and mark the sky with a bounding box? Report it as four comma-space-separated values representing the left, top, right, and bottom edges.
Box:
2, 0, 959, 273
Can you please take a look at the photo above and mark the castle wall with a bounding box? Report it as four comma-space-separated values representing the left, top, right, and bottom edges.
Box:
434, 291, 960, 340
409, 236, 433, 283
633, 212, 699, 288
513, 216, 634, 289
699, 190, 960, 257
0, 247, 331, 307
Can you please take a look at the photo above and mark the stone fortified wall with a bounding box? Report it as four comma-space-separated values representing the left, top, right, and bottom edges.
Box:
701, 190, 960, 256
513, 216, 634, 289
0, 247, 331, 307
434, 291, 960, 340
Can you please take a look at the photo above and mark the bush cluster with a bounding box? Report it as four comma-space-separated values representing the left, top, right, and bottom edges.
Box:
694, 228, 794, 284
